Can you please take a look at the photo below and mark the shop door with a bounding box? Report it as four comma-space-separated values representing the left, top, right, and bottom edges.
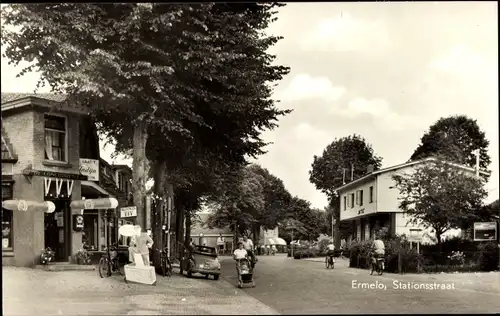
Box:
44, 200, 71, 262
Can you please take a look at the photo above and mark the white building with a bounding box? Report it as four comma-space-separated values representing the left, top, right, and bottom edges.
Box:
336, 158, 490, 245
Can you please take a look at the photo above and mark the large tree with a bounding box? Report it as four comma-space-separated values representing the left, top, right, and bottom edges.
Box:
392, 158, 488, 244
309, 134, 383, 248
3, 3, 291, 266
410, 115, 491, 171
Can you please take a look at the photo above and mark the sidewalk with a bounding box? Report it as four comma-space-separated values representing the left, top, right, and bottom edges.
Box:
3, 266, 279, 315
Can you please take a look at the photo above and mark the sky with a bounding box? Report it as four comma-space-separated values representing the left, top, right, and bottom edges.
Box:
1, 2, 498, 208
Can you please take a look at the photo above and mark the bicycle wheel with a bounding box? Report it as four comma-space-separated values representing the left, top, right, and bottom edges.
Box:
99, 257, 111, 278
369, 261, 375, 275
165, 258, 173, 277
378, 261, 384, 275
161, 255, 167, 277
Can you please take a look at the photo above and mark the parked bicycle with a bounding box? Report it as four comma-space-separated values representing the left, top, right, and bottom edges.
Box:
157, 246, 173, 277
99, 243, 122, 278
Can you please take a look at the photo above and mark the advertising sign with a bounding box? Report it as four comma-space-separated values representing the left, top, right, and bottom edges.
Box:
120, 206, 137, 218
79, 159, 99, 181
73, 214, 84, 231
408, 228, 423, 242
474, 222, 497, 241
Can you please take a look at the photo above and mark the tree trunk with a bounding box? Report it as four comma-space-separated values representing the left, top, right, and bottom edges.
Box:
166, 183, 175, 260
151, 159, 167, 271
253, 224, 260, 245
132, 120, 148, 228
184, 211, 192, 247
175, 203, 185, 259
334, 209, 341, 249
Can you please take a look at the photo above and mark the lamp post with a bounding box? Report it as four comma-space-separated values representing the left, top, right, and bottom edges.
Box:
199, 232, 204, 246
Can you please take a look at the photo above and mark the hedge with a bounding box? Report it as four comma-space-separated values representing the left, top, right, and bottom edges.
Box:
349, 236, 499, 273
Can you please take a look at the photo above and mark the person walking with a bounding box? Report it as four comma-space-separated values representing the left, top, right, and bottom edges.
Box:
217, 233, 225, 255
128, 226, 154, 266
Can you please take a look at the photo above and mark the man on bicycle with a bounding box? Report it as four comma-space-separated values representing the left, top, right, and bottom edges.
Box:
371, 235, 385, 270
326, 240, 335, 264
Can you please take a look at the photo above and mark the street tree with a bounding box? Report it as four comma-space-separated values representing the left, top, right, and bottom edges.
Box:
392, 158, 488, 244
309, 134, 383, 247
2, 3, 291, 264
410, 115, 491, 172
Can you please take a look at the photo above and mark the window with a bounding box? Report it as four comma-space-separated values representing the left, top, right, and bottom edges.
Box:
2, 183, 13, 251
369, 186, 374, 203
343, 196, 347, 210
118, 172, 123, 190
350, 193, 355, 208
44, 114, 66, 162
358, 190, 364, 206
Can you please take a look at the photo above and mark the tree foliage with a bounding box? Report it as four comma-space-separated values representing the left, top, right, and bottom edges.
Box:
392, 158, 488, 243
206, 164, 292, 240
309, 134, 382, 246
410, 115, 491, 171
2, 3, 291, 253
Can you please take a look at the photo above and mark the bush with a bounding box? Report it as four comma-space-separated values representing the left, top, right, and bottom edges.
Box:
477, 242, 499, 271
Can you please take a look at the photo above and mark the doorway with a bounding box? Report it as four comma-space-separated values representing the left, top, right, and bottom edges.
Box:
44, 199, 71, 262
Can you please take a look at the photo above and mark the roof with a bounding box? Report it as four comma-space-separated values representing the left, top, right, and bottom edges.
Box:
1, 125, 18, 162
1, 92, 67, 105
334, 157, 491, 192
1, 92, 87, 115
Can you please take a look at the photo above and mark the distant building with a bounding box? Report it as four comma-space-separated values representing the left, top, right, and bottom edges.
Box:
336, 158, 490, 245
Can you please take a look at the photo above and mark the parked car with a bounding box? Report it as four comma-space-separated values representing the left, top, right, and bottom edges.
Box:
180, 245, 221, 280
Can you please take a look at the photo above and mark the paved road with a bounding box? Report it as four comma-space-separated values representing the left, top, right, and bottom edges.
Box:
220, 254, 500, 314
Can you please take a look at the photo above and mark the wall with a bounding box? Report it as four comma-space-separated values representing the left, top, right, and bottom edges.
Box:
1, 107, 84, 266
339, 177, 377, 221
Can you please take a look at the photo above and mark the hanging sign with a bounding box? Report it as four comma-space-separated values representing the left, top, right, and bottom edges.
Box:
73, 214, 84, 231
120, 206, 137, 218
79, 159, 99, 181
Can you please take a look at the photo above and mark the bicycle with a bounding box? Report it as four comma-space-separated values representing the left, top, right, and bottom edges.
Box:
370, 254, 384, 276
99, 244, 122, 278
158, 246, 173, 277
325, 253, 335, 269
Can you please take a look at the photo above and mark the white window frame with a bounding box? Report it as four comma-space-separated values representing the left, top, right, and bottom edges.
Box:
359, 190, 364, 206
350, 193, 355, 208
44, 113, 68, 163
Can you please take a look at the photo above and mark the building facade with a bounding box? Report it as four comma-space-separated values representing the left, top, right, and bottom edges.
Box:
337, 158, 489, 245
1, 93, 142, 267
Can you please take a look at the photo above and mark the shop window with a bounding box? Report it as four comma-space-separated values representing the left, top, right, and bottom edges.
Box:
2, 183, 13, 251
44, 114, 67, 162
82, 212, 98, 251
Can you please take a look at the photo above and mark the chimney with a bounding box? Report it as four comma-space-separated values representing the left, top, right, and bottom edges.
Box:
366, 164, 374, 174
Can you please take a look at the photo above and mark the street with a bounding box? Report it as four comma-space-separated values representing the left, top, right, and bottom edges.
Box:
220, 254, 500, 314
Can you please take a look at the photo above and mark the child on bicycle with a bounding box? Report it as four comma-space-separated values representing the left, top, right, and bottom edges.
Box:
326, 241, 335, 264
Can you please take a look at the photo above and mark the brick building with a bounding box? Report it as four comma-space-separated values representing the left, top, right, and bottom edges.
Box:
1, 93, 141, 267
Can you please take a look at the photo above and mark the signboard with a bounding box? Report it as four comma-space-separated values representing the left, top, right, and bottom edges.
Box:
79, 159, 99, 181
474, 222, 497, 241
73, 214, 84, 231
408, 228, 423, 242
23, 169, 88, 180
120, 206, 137, 218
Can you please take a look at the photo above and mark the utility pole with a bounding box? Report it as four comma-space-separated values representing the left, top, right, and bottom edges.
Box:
351, 164, 354, 181
473, 149, 480, 177
342, 168, 346, 185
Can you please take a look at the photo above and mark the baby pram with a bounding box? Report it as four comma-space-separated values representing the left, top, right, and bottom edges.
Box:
236, 258, 256, 288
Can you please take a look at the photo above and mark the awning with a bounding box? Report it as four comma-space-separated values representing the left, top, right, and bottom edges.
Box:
2, 199, 55, 213
81, 180, 111, 197
70, 197, 119, 210
266, 238, 276, 245
274, 238, 287, 245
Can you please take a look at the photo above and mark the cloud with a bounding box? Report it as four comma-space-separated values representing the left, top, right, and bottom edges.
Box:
274, 74, 346, 102
300, 12, 391, 53
430, 46, 497, 84
330, 97, 425, 131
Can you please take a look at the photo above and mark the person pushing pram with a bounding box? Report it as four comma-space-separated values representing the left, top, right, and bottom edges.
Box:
233, 241, 256, 288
